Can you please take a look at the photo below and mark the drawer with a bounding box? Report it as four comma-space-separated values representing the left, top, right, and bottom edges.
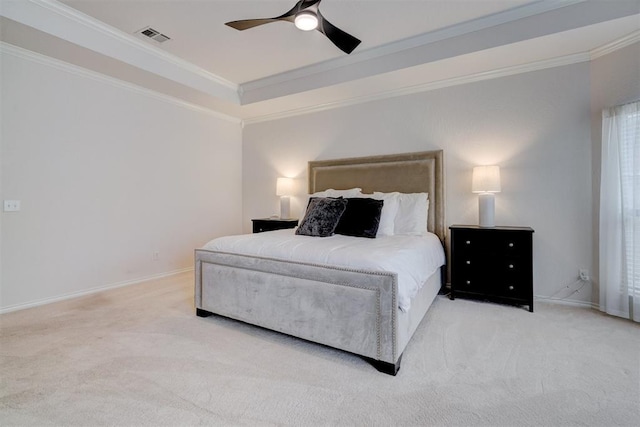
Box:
492, 281, 529, 299
452, 251, 483, 274
455, 275, 483, 293
499, 258, 528, 275
495, 233, 532, 257
451, 230, 480, 256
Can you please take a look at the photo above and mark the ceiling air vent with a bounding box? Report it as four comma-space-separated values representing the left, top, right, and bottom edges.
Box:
136, 26, 171, 43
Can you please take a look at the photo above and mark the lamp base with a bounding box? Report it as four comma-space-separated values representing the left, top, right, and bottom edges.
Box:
478, 193, 495, 228
280, 196, 291, 219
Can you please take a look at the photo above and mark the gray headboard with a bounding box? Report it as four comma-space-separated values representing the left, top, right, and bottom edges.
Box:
308, 150, 445, 243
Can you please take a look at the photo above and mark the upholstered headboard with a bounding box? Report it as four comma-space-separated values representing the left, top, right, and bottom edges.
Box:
308, 150, 445, 243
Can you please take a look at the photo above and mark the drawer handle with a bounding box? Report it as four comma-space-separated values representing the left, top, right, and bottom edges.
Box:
466, 280, 471, 284
466, 240, 471, 244
466, 260, 471, 265
509, 264, 514, 269
508, 285, 514, 290
509, 243, 514, 247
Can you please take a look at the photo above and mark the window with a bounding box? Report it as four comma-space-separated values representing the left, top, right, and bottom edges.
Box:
619, 106, 639, 297
600, 100, 639, 322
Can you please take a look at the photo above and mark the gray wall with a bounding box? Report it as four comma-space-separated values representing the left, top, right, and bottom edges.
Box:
0, 48, 243, 311
243, 63, 594, 305
3, 41, 636, 312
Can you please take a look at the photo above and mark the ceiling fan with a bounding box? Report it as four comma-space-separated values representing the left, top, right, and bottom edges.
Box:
225, 0, 361, 54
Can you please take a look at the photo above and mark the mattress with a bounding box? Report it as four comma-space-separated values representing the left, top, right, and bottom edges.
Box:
201, 229, 445, 311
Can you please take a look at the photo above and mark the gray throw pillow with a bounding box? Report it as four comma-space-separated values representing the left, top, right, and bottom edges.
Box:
296, 197, 348, 237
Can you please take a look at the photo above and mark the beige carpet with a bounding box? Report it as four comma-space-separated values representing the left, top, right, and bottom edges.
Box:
1, 271, 638, 426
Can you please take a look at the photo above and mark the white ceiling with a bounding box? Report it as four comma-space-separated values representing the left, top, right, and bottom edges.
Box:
61, 0, 537, 83
1, 0, 639, 122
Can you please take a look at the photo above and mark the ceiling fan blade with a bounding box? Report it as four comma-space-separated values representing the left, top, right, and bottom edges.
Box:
316, 11, 361, 54
225, 18, 283, 31
225, 0, 321, 31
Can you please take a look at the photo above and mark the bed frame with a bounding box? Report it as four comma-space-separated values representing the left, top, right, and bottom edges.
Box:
195, 150, 445, 375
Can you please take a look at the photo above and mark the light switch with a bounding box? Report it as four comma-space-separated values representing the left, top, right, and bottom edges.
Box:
4, 200, 21, 212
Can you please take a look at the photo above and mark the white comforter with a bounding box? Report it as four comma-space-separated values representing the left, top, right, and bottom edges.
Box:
201, 229, 445, 311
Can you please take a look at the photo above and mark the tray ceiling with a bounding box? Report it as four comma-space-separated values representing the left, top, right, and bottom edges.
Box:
1, 0, 639, 122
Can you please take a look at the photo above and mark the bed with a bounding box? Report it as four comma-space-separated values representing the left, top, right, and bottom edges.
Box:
195, 150, 445, 375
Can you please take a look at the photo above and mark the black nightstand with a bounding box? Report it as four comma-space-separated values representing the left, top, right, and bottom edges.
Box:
450, 225, 534, 312
252, 218, 298, 233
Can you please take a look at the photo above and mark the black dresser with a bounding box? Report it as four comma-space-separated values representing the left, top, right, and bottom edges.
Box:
252, 218, 298, 233
450, 225, 534, 312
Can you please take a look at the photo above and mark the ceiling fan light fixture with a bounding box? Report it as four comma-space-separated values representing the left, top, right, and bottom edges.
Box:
225, 0, 361, 54
294, 11, 318, 31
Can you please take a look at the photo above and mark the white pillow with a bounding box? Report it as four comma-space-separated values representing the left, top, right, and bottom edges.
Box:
370, 192, 401, 237
394, 192, 429, 235
311, 188, 362, 198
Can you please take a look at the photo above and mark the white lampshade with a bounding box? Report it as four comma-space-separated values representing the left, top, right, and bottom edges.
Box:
472, 166, 501, 193
276, 177, 294, 196
294, 12, 318, 31
276, 177, 294, 219
472, 165, 501, 228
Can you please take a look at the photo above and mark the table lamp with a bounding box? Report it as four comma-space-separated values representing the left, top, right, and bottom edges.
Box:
276, 177, 294, 219
472, 165, 501, 227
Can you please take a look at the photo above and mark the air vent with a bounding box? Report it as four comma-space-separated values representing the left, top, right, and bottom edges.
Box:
136, 26, 171, 43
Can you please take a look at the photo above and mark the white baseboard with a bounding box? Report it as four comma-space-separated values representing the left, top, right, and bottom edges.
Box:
2, 274, 600, 315
0, 268, 194, 314
535, 295, 598, 310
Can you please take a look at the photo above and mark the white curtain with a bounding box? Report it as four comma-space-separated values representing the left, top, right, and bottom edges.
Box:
600, 101, 640, 322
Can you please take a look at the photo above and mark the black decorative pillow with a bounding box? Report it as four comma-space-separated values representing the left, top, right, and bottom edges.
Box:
335, 198, 384, 238
296, 197, 348, 237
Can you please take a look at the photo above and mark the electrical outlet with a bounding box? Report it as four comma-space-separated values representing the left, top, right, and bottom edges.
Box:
579, 269, 590, 281
3, 200, 21, 212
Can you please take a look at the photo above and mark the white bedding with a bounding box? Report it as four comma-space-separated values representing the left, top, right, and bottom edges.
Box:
201, 229, 445, 311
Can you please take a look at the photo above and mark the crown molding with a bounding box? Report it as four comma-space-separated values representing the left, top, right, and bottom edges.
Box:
241, 0, 585, 93
1, 0, 240, 102
240, 0, 638, 104
4, 39, 588, 128
590, 29, 640, 59
242, 52, 591, 126
3, 0, 637, 126
1, 42, 241, 124
34, 0, 237, 89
